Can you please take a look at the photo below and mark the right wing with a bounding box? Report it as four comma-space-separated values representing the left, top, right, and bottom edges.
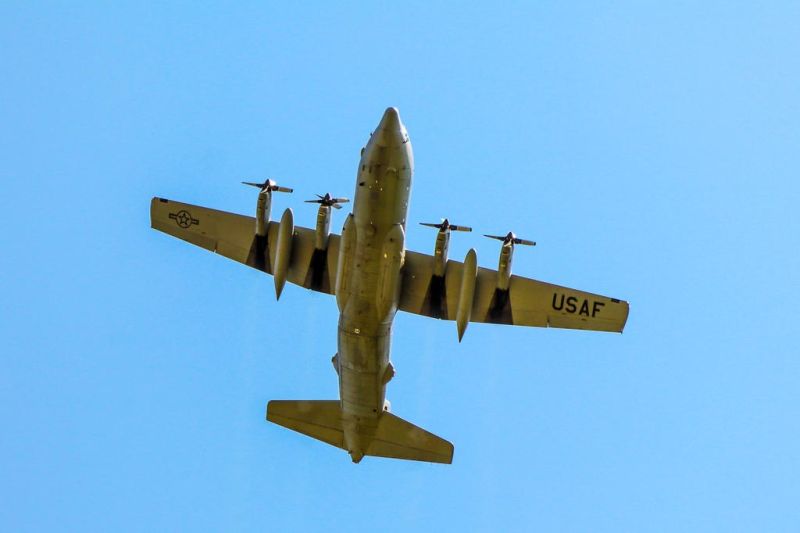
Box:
398, 250, 629, 333
150, 197, 339, 294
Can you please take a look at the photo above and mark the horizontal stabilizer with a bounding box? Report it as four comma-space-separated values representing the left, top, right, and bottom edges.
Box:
368, 412, 454, 464
267, 400, 343, 449
266, 400, 453, 464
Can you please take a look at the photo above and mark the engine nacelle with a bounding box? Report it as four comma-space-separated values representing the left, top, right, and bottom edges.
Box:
496, 243, 513, 290
432, 230, 449, 277
255, 189, 272, 237
314, 204, 331, 250
335, 214, 356, 312
272, 208, 294, 299
376, 224, 406, 321
456, 248, 478, 341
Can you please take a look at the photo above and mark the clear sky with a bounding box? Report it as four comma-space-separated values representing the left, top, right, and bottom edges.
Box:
2, 2, 798, 531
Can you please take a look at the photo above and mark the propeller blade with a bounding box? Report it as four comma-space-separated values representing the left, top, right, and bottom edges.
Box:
241, 180, 292, 193
306, 193, 349, 208
486, 233, 536, 246
422, 220, 470, 232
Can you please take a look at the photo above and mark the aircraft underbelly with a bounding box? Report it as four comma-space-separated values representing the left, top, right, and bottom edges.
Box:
337, 324, 390, 418
337, 139, 412, 422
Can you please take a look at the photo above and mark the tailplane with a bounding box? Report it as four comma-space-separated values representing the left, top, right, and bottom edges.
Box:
266, 400, 453, 464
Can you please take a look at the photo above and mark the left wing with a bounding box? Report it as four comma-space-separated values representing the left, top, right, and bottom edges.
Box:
150, 197, 339, 294
398, 250, 629, 333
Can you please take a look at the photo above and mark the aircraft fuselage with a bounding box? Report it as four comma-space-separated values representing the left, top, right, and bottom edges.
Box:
335, 108, 413, 461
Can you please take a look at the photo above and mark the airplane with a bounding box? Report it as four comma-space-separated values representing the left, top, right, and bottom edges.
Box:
150, 107, 629, 464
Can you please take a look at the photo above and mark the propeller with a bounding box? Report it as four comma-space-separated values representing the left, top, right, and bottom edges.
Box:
305, 193, 350, 210
241, 178, 293, 194
484, 231, 536, 246
419, 218, 472, 232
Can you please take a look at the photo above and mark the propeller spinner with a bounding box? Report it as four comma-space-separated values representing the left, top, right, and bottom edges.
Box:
420, 219, 472, 232
484, 231, 536, 246
241, 178, 293, 194
305, 193, 350, 210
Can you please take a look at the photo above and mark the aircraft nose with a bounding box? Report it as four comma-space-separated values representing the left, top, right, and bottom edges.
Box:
380, 107, 400, 129
373, 107, 407, 146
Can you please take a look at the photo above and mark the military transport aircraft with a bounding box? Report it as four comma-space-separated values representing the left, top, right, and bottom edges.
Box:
150, 107, 629, 464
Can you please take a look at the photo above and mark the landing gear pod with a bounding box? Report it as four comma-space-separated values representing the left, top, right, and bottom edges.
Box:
376, 224, 406, 321
273, 208, 294, 299
335, 214, 356, 312
456, 248, 478, 342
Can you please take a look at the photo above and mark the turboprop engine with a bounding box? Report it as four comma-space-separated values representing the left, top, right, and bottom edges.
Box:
305, 193, 350, 250
419, 219, 472, 277
484, 231, 536, 290
419, 219, 473, 324
242, 178, 293, 236
242, 178, 292, 272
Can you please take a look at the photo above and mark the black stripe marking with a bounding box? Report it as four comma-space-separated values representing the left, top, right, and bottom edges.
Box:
246, 234, 271, 273
487, 288, 513, 324
306, 248, 330, 293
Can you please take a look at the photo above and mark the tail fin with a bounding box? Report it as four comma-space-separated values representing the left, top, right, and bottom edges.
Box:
266, 400, 453, 464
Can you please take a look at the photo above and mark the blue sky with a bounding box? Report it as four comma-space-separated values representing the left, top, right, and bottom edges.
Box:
2, 2, 798, 531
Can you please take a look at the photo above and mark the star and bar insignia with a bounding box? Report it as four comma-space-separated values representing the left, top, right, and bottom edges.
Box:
169, 210, 199, 229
